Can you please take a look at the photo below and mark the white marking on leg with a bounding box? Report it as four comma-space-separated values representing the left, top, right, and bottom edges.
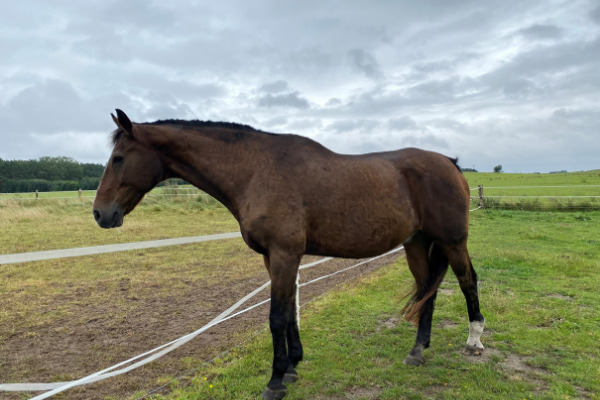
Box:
295, 270, 300, 328
466, 320, 485, 348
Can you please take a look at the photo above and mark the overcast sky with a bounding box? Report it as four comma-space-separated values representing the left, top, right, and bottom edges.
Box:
1, 0, 599, 172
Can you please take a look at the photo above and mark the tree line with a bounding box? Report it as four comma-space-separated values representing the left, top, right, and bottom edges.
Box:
0, 157, 105, 193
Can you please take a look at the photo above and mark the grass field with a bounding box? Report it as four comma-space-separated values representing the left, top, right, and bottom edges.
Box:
0, 197, 398, 400
142, 209, 600, 400
1, 172, 599, 399
0, 194, 230, 253
463, 170, 600, 211
2, 170, 598, 212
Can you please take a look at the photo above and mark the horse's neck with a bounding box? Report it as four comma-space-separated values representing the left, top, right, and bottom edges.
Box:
147, 126, 254, 214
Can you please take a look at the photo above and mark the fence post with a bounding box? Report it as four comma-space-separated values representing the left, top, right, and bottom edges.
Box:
478, 185, 484, 209
36, 190, 39, 200
78, 188, 82, 200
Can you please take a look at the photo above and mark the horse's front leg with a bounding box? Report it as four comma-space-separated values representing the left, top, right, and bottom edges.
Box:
262, 250, 302, 400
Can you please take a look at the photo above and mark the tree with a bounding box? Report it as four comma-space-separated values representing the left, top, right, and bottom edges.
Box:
0, 157, 105, 193
493, 165, 503, 173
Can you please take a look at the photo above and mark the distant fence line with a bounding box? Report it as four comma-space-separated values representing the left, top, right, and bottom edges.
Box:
0, 186, 206, 201
1, 185, 600, 211
470, 185, 600, 211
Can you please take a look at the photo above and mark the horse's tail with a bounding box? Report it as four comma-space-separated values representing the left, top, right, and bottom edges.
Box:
448, 156, 461, 173
401, 242, 449, 323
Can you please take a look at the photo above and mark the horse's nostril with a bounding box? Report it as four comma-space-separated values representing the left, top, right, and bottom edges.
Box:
93, 210, 101, 222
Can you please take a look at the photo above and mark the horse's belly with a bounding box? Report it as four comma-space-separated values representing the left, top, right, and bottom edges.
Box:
305, 213, 412, 258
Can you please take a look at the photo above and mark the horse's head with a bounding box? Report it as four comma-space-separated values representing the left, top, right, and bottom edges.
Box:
93, 110, 166, 228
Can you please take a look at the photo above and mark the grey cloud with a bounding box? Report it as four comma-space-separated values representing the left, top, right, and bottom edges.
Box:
328, 119, 381, 134
1, 0, 599, 172
0, 76, 200, 135
124, 72, 228, 102
3, 79, 99, 134
590, 5, 600, 24
413, 60, 453, 74
517, 24, 563, 40
325, 98, 342, 107
477, 37, 600, 101
260, 80, 290, 94
347, 49, 382, 79
408, 78, 458, 100
99, 0, 178, 32
257, 91, 310, 109
501, 78, 536, 98
140, 92, 197, 121
402, 133, 450, 150
388, 117, 418, 131
284, 118, 324, 132
263, 116, 288, 128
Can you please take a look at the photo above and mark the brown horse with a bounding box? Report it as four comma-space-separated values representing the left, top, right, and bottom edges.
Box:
93, 110, 484, 400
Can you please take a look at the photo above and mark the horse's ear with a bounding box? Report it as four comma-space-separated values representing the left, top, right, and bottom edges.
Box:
115, 109, 133, 134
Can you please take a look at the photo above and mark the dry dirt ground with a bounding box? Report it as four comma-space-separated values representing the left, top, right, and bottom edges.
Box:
1, 251, 404, 400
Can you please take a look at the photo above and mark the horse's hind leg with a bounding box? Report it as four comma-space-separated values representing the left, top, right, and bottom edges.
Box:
443, 242, 485, 355
402, 233, 449, 366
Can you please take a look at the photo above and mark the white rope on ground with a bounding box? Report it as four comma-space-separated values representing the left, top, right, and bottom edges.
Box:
0, 249, 401, 397
0, 232, 242, 265
136, 260, 387, 400
469, 206, 483, 212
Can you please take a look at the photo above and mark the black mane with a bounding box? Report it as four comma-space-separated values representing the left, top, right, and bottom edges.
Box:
112, 119, 261, 145
142, 119, 258, 132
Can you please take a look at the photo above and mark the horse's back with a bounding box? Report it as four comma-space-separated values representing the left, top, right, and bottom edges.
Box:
281, 146, 467, 257
242, 137, 469, 258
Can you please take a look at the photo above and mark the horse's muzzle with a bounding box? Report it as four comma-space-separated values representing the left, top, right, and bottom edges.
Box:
93, 206, 124, 229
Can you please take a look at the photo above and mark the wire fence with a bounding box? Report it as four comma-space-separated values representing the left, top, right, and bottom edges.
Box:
469, 184, 600, 211
0, 186, 205, 200
3, 185, 599, 211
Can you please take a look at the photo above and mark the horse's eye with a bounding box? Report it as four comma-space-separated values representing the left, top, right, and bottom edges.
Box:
112, 156, 124, 165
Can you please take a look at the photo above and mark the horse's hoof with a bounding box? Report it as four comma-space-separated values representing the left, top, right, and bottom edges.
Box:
283, 372, 298, 383
283, 365, 298, 383
262, 386, 288, 400
403, 354, 424, 366
463, 345, 484, 356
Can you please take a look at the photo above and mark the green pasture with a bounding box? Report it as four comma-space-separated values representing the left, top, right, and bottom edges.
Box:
463, 170, 600, 188
140, 209, 600, 400
464, 171, 600, 211
0, 193, 230, 254
0, 198, 255, 399
1, 172, 599, 399
2, 170, 599, 212
0, 185, 201, 200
